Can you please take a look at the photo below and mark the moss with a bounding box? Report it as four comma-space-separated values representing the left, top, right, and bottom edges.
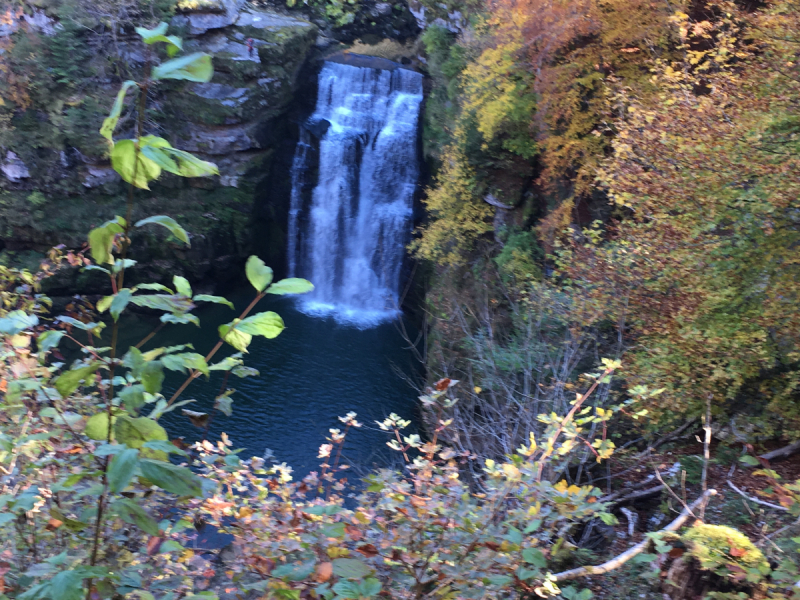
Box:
681, 524, 769, 580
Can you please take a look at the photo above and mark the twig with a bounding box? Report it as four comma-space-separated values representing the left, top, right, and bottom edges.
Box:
699, 396, 712, 520
726, 480, 787, 512
552, 489, 717, 582
601, 483, 664, 505
654, 467, 696, 519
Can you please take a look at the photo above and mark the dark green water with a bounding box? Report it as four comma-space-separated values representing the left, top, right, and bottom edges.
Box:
119, 293, 423, 477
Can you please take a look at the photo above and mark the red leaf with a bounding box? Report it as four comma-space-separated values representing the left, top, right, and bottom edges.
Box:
357, 544, 379, 558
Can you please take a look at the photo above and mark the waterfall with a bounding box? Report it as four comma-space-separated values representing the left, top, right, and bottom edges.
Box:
287, 61, 424, 326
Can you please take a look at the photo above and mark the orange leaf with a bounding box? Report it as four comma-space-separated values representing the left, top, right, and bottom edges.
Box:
729, 546, 747, 558
316, 562, 333, 582
345, 525, 363, 541
46, 518, 63, 531
434, 378, 451, 391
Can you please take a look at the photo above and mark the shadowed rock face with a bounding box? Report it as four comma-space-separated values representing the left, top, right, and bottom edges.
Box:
0, 2, 319, 294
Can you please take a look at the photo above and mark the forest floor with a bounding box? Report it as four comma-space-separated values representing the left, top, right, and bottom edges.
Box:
576, 439, 800, 599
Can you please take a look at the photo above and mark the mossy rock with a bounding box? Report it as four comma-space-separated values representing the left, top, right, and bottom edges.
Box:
681, 523, 770, 581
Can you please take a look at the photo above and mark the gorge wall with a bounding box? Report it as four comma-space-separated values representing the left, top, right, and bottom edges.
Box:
0, 0, 420, 295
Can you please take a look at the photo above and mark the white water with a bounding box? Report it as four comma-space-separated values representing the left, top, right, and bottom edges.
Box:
287, 61, 424, 327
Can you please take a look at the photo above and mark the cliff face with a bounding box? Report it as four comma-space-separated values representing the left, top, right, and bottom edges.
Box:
0, 1, 318, 293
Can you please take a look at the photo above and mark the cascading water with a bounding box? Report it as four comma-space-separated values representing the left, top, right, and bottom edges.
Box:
287, 61, 424, 326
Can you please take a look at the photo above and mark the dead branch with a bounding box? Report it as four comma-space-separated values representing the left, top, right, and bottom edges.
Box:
552, 489, 717, 582
601, 483, 664, 505
759, 440, 800, 462
726, 480, 787, 512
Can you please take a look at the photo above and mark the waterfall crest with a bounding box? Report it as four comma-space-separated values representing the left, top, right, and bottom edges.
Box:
287, 61, 423, 327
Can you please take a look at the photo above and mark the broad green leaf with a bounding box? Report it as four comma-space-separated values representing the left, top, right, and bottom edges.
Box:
268, 278, 314, 296
85, 413, 116, 441
111, 139, 161, 190
114, 416, 168, 449
161, 352, 209, 377
56, 316, 106, 337
123, 347, 146, 377
130, 294, 194, 313
272, 561, 315, 581
215, 391, 234, 416
135, 215, 190, 246
135, 22, 182, 56
96, 295, 113, 313
332, 581, 360, 599
322, 522, 346, 538
332, 558, 371, 579
151, 52, 213, 82
88, 216, 126, 265
232, 365, 259, 378
173, 276, 192, 297
112, 497, 160, 536
55, 362, 101, 398
141, 361, 165, 394
208, 355, 243, 371
142, 439, 188, 457
119, 384, 146, 415
135, 282, 173, 293
110, 289, 133, 321
147, 146, 219, 178
193, 294, 234, 309
161, 313, 200, 326
108, 448, 139, 492
49, 570, 85, 600
522, 547, 547, 568
245, 255, 273, 292
0, 310, 39, 335
135, 21, 167, 40
100, 80, 137, 142
219, 323, 252, 352
235, 311, 284, 339
359, 579, 381, 597
139, 459, 202, 496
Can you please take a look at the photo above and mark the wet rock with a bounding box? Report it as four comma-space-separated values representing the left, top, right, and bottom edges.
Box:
82, 166, 120, 189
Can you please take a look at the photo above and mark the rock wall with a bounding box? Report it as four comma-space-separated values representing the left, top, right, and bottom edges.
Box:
0, 1, 319, 293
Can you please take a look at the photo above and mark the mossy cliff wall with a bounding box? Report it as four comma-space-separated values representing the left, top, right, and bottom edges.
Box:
0, 0, 319, 293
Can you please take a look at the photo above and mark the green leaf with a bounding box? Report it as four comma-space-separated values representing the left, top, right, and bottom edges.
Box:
161, 352, 209, 377
143, 145, 218, 178
56, 316, 105, 336
740, 455, 760, 466
522, 547, 547, 568
108, 448, 139, 492
359, 578, 381, 598
36, 329, 67, 354
135, 283, 173, 293
219, 323, 252, 352
135, 22, 182, 56
100, 80, 137, 142
85, 413, 116, 441
139, 459, 202, 496
208, 355, 243, 371
322, 522, 346, 538
0, 310, 39, 335
173, 276, 192, 297
130, 294, 194, 313
112, 498, 160, 536
235, 311, 284, 339
135, 215, 190, 246
114, 416, 168, 450
141, 361, 165, 394
331, 582, 360, 599
193, 294, 234, 309
161, 313, 200, 326
152, 52, 213, 82
142, 439, 188, 457
49, 570, 85, 600
332, 558, 371, 579
245, 255, 274, 292
120, 384, 146, 415
110, 289, 133, 321
55, 362, 101, 398
268, 278, 314, 295
112, 139, 161, 190
215, 392, 233, 416
272, 561, 315, 581
88, 217, 126, 265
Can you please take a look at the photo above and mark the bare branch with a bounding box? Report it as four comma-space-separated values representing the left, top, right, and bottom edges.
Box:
552, 489, 717, 582
726, 480, 787, 512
